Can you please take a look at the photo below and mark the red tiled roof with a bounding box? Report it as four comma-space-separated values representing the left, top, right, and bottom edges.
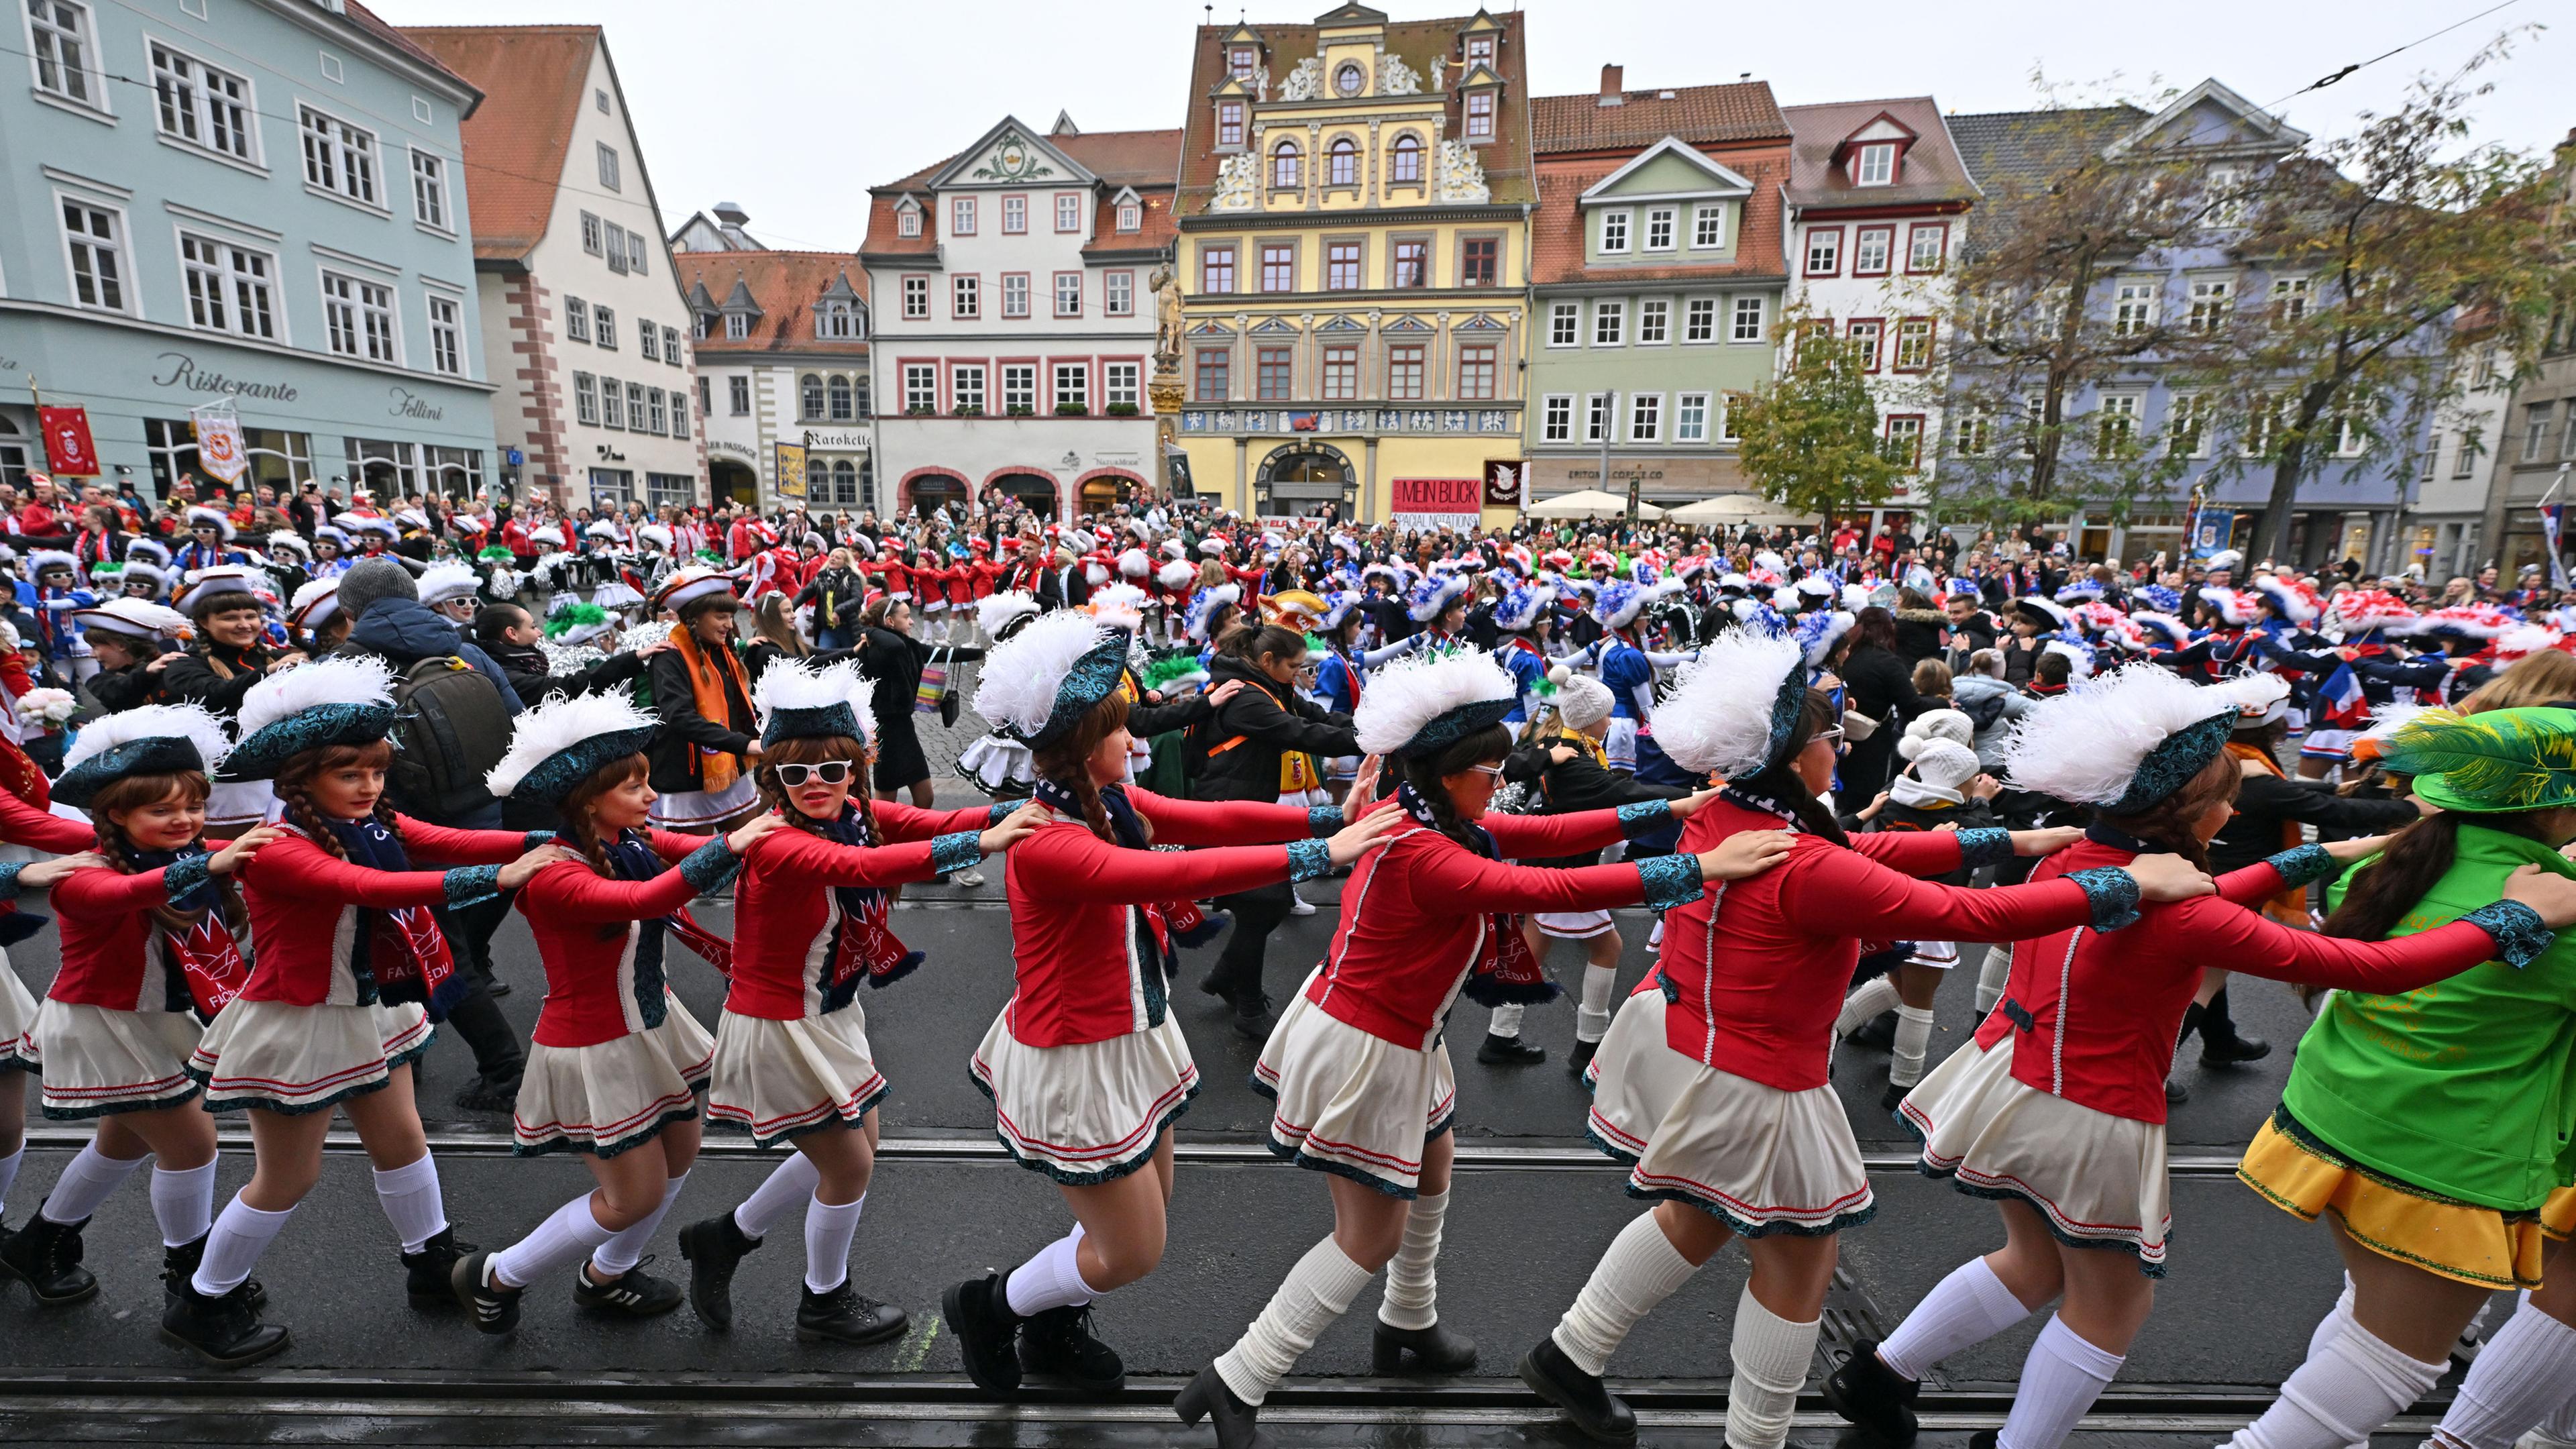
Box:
1782, 97, 1980, 211
1175, 13, 1536, 211
400, 26, 598, 262
1529, 144, 1792, 286
673, 252, 869, 357
1055, 128, 1183, 189
343, 1, 476, 95
859, 128, 1180, 261
1532, 80, 1786, 156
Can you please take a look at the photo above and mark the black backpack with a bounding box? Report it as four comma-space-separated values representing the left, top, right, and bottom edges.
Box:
386, 655, 513, 819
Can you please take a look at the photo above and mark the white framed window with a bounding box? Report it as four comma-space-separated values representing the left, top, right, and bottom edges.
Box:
2271, 274, 2311, 325
1953, 408, 1991, 458
2244, 394, 2283, 458
727, 376, 749, 415
1599, 209, 1631, 254
1893, 317, 1933, 372
951, 197, 976, 235
1549, 301, 1579, 347
300, 105, 380, 207
951, 364, 986, 413
1054, 271, 1082, 317
1464, 89, 1494, 138
1106, 270, 1134, 316
1804, 227, 1840, 276
594, 305, 616, 350
2186, 275, 2233, 334
1638, 299, 1669, 345
2112, 277, 2157, 336
1685, 297, 1717, 343
320, 270, 396, 363
1002, 364, 1036, 413
1852, 226, 1892, 275
1053, 362, 1088, 411
724, 312, 747, 340
58, 198, 128, 313
1594, 300, 1625, 346
1629, 393, 1662, 443
2095, 393, 2141, 456
800, 373, 824, 420
1002, 273, 1029, 319
903, 364, 936, 412
27, 0, 103, 109
645, 386, 667, 435
1847, 319, 1883, 370
1854, 142, 1895, 186
1731, 295, 1766, 341
2204, 164, 2246, 227
902, 276, 928, 319
178, 231, 276, 339
1676, 392, 1711, 443
1719, 393, 1744, 443
662, 323, 682, 362
1907, 223, 1946, 272
573, 372, 598, 426
602, 220, 628, 274
639, 320, 659, 362
1644, 206, 1676, 252
1002, 195, 1026, 233
626, 231, 647, 276
1884, 415, 1925, 466
1106, 362, 1140, 409
1118, 201, 1140, 232
152, 43, 254, 161
2165, 392, 2208, 458
953, 274, 979, 319
409, 149, 449, 230
627, 382, 648, 433
1584, 393, 1610, 443
2451, 431, 2476, 478
598, 376, 623, 429
580, 212, 602, 255
1056, 193, 1081, 232
564, 296, 590, 342
1541, 394, 1573, 443
896, 203, 920, 239
1693, 205, 1725, 250
670, 386, 690, 439
596, 142, 621, 191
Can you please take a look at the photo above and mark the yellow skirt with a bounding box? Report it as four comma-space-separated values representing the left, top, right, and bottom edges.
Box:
2238, 1111, 2569, 1291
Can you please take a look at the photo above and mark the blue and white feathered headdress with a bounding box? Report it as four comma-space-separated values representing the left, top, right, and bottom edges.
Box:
1491, 580, 1556, 633
1185, 583, 1242, 643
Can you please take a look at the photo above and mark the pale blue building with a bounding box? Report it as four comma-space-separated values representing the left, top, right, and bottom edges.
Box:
0, 0, 499, 503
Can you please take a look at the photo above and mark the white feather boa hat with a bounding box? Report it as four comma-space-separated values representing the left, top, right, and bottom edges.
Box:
485, 691, 659, 804
54, 702, 232, 806
975, 611, 1131, 748
1352, 647, 1517, 759
753, 658, 876, 749
1654, 627, 1809, 780
2002, 666, 2288, 814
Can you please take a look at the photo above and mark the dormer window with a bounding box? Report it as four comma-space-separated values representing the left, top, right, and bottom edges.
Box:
1854, 142, 1896, 186
896, 204, 920, 238
1335, 61, 1365, 97
814, 302, 863, 340
1464, 91, 1494, 139
1230, 46, 1255, 79
1118, 201, 1140, 232
1217, 100, 1244, 148
1466, 35, 1493, 66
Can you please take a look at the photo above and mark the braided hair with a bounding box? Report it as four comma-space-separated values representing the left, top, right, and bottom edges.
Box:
85, 770, 248, 935
1030, 692, 1144, 847
755, 733, 883, 845
1729, 689, 1851, 847
272, 741, 403, 856
557, 753, 652, 943
1392, 722, 1514, 851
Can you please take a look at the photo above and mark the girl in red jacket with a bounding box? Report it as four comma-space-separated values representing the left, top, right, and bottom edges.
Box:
1518, 627, 2218, 1449
1823, 669, 2576, 1449
176, 658, 568, 1367
0, 786, 99, 1246
671, 659, 1039, 1345
935, 610, 1401, 1401
1, 706, 258, 1330
449, 692, 785, 1334
1175, 647, 1794, 1449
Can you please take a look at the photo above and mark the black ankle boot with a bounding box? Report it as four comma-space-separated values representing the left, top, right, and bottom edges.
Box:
1851, 1010, 1899, 1051
1174, 1364, 1273, 1449
1477, 1032, 1546, 1066
1517, 1336, 1635, 1443
676, 1212, 760, 1330
1566, 1038, 1600, 1079
1373, 1319, 1477, 1374
400, 1226, 474, 1308
0, 1205, 97, 1305
162, 1234, 264, 1309
160, 1278, 289, 1368
942, 1271, 1024, 1393
2198, 988, 2271, 1066
1019, 1303, 1125, 1393
1821, 1339, 1922, 1445
796, 1279, 908, 1344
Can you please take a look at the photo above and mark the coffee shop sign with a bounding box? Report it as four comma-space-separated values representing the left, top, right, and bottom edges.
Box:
1566, 466, 1666, 482
152, 352, 299, 402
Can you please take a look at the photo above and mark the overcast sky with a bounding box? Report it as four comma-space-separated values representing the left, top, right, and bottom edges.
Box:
377, 0, 2567, 254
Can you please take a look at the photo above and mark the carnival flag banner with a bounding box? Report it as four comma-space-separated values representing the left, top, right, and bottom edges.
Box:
2541, 502, 2571, 595
36, 405, 100, 476
192, 403, 248, 484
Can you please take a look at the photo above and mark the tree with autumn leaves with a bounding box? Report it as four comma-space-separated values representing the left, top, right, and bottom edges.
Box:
1731, 306, 1912, 524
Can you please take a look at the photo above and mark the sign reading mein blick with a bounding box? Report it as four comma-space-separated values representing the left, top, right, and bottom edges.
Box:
1391, 476, 1481, 532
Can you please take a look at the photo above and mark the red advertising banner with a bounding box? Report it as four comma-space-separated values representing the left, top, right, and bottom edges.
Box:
37, 405, 100, 476
1390, 476, 1482, 531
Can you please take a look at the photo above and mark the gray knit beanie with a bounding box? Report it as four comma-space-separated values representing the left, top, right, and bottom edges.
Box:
335, 557, 417, 619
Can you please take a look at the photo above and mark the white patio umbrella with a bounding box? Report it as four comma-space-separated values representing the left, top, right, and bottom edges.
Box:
1665, 494, 1812, 527
1525, 488, 1664, 520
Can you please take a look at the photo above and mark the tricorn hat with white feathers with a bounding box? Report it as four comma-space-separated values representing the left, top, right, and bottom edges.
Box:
1654, 627, 1809, 781
975, 611, 1132, 750
978, 589, 1044, 641
754, 659, 877, 749
2002, 666, 2289, 816
54, 702, 232, 807
1352, 647, 1517, 759
485, 692, 659, 804
225, 655, 398, 782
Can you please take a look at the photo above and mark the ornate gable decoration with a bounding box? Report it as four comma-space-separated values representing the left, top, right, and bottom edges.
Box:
1188, 319, 1236, 338
1379, 52, 1421, 96
1319, 314, 1366, 332
1212, 152, 1259, 211
932, 116, 1095, 190
1458, 314, 1507, 332
973, 129, 1057, 182
1578, 136, 1755, 205
1385, 315, 1434, 334
1279, 56, 1324, 101
1435, 139, 1489, 203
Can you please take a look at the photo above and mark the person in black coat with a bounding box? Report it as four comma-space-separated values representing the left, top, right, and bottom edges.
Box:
472, 602, 653, 708
1888, 588, 1947, 667
850, 595, 985, 810
1833, 607, 1945, 800
1191, 621, 1360, 1036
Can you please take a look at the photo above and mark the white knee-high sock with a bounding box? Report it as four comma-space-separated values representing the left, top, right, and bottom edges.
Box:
802, 1191, 863, 1294
1976, 947, 2013, 1016
1378, 1189, 1450, 1331
1835, 977, 1902, 1038
2521, 1387, 2576, 1448
149, 1159, 219, 1247
1878, 1255, 2037, 1382
732, 1152, 820, 1240
2225, 1319, 2449, 1449
1489, 1003, 1524, 1038
0, 1142, 23, 1218
1725, 1287, 1821, 1449
1577, 964, 1619, 1043
1552, 1212, 1701, 1375
2306, 1274, 2356, 1363
489, 1193, 618, 1289
1005, 1224, 1097, 1316
191, 1193, 293, 1295
39, 1142, 147, 1223
1997, 1315, 2125, 1449
1891, 1004, 1937, 1089
372, 1152, 447, 1255
592, 1173, 687, 1277
1215, 1236, 1374, 1407
2434, 1299, 2576, 1449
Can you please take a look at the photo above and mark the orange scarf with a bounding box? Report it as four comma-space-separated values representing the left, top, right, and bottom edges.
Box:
669, 623, 751, 794
2226, 739, 2307, 923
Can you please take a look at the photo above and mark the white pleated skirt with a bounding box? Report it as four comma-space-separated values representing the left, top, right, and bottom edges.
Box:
0, 955, 38, 1074
188, 998, 435, 1114
649, 775, 759, 831
1584, 989, 1874, 1236
203, 780, 278, 834
1251, 989, 1456, 1199
956, 734, 1037, 794
34, 1000, 202, 1117
971, 1009, 1199, 1185
702, 1006, 885, 1148
513, 996, 716, 1159
1899, 1036, 2173, 1275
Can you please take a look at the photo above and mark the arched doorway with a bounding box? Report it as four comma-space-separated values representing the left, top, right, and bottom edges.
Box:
990, 472, 1060, 521
906, 469, 968, 517
709, 458, 759, 507
1255, 443, 1355, 518
1076, 468, 1143, 516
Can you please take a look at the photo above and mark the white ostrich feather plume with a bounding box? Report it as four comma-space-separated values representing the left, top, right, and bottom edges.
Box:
1087, 584, 1149, 629
1652, 629, 1804, 778
236, 655, 394, 739
2001, 665, 2282, 806
484, 691, 655, 798
60, 702, 231, 776
1352, 647, 1515, 757
754, 657, 875, 743
978, 590, 1043, 637
1157, 559, 1196, 590
977, 611, 1114, 741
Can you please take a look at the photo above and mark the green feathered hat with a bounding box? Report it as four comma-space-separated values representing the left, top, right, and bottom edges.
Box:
2377, 706, 2576, 813
478, 545, 515, 563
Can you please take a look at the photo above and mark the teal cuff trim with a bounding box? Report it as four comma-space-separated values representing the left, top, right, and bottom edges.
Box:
1308, 805, 1343, 838
2065, 867, 2142, 932
443, 864, 503, 910
2265, 843, 2337, 890
1635, 853, 1705, 912
1287, 838, 1332, 883
678, 839, 739, 894
931, 831, 983, 876
0, 862, 23, 900
1618, 800, 1675, 838
1956, 827, 2014, 870
162, 855, 213, 904
2463, 901, 2555, 969
987, 802, 1016, 828
521, 829, 557, 850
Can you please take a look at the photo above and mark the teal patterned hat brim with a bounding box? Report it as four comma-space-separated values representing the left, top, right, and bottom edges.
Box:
1395, 698, 1519, 758
1020, 635, 1133, 749
54, 737, 211, 807
509, 726, 657, 806
221, 702, 397, 782
2106, 712, 2234, 815
1760, 669, 1808, 774
763, 702, 860, 748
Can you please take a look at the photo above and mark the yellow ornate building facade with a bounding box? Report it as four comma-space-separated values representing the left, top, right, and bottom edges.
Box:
1172, 5, 1532, 526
